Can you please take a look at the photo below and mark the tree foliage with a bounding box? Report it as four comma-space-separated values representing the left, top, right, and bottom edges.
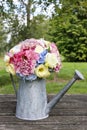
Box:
48, 0, 87, 62
0, 0, 87, 62
0, 17, 7, 55
0, 0, 51, 50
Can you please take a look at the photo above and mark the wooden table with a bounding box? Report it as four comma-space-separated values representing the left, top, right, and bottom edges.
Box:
0, 94, 87, 130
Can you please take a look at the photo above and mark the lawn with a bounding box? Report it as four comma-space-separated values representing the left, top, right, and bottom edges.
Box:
0, 56, 87, 94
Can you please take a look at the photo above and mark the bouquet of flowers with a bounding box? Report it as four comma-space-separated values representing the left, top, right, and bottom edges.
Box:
4, 38, 62, 81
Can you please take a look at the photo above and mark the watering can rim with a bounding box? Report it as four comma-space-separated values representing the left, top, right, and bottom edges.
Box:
75, 70, 84, 80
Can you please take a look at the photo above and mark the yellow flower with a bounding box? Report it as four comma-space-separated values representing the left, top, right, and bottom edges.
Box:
6, 63, 15, 75
4, 55, 10, 63
35, 45, 44, 53
45, 53, 58, 68
35, 64, 50, 78
45, 62, 49, 67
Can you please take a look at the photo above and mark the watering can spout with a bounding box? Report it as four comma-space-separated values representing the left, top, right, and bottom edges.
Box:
46, 70, 84, 114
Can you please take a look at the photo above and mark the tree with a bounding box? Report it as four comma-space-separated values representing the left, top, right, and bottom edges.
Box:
0, 0, 54, 51
0, 17, 7, 55
48, 0, 87, 62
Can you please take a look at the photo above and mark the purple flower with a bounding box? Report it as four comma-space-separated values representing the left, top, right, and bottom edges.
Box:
37, 50, 48, 65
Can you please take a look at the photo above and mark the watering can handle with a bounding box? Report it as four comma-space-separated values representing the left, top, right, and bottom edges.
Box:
10, 74, 17, 97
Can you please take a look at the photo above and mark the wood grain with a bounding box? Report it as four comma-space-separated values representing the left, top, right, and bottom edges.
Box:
0, 94, 87, 130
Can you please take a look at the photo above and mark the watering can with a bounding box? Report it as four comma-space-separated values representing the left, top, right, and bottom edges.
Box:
10, 70, 84, 120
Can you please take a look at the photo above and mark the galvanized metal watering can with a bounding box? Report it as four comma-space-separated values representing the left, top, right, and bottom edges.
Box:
10, 70, 84, 120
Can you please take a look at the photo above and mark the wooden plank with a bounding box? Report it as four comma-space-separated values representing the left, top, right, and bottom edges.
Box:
0, 94, 87, 101
50, 108, 87, 116
0, 108, 87, 117
0, 116, 87, 130
0, 95, 16, 102
0, 116, 87, 125
0, 124, 87, 130
0, 100, 87, 109
0, 95, 87, 108
48, 94, 87, 103
0, 108, 87, 116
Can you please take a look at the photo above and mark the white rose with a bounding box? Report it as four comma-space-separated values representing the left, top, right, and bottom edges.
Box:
35, 45, 44, 53
45, 41, 51, 49
45, 53, 58, 68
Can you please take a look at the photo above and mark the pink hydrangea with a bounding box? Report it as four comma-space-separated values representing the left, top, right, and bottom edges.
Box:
10, 49, 39, 75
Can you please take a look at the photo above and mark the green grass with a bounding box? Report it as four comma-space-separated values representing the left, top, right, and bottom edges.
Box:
0, 56, 87, 94
46, 62, 87, 94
